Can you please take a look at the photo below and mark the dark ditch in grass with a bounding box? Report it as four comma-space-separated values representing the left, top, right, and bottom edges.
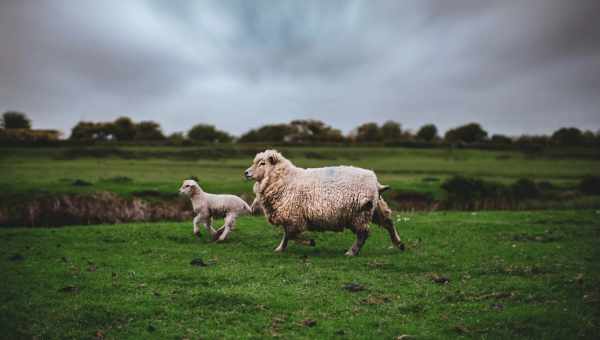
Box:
1, 174, 599, 228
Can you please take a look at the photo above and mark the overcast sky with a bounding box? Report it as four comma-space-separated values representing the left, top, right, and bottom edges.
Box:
1, 0, 599, 137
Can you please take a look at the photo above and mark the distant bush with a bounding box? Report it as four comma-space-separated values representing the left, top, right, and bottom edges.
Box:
511, 178, 540, 199
490, 134, 512, 145
1, 111, 31, 129
187, 124, 232, 143
444, 123, 488, 144
72, 179, 92, 187
416, 124, 438, 142
551, 127, 584, 146
537, 181, 554, 191
579, 176, 600, 195
441, 176, 502, 202
440, 175, 555, 209
0, 128, 61, 145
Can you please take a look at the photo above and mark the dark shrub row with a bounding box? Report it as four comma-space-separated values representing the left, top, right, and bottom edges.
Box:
440, 175, 600, 210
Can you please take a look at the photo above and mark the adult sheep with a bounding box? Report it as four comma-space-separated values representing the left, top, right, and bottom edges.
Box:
244, 150, 405, 256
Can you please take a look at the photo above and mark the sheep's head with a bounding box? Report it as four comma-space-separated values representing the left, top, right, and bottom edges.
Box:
179, 179, 200, 196
244, 149, 282, 182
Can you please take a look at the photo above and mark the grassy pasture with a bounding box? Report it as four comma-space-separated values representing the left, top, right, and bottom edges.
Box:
1, 211, 599, 339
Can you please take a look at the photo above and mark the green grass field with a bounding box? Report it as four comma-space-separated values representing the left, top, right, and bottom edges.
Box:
1, 146, 599, 338
1, 211, 599, 339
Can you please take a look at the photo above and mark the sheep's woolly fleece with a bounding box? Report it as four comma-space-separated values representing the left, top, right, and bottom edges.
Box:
251, 150, 385, 235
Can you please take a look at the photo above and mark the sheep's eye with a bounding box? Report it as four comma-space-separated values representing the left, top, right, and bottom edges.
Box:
259, 161, 265, 166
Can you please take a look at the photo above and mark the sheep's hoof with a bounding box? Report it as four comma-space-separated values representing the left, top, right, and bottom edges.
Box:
274, 246, 286, 253
308, 239, 316, 247
344, 250, 357, 256
193, 232, 201, 238
397, 242, 406, 251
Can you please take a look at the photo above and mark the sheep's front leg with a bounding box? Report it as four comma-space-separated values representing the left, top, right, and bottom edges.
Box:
345, 228, 369, 256
274, 226, 289, 252
214, 214, 236, 242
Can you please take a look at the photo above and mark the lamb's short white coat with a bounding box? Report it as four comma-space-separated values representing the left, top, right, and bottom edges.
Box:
179, 179, 250, 241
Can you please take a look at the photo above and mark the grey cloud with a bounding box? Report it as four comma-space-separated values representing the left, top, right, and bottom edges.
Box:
0, 0, 599, 136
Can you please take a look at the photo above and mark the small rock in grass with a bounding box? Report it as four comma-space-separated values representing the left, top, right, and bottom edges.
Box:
453, 325, 469, 334
396, 335, 414, 340
72, 179, 92, 186
343, 283, 366, 292
430, 273, 450, 284
8, 254, 24, 262
190, 258, 207, 267
302, 319, 317, 327
575, 273, 584, 285
58, 285, 79, 293
490, 303, 504, 310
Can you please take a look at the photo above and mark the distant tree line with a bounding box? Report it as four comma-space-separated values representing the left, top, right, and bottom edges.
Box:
0, 111, 61, 144
2, 111, 600, 148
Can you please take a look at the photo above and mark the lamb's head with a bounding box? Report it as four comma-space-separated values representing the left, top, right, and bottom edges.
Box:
179, 179, 201, 196
244, 149, 284, 182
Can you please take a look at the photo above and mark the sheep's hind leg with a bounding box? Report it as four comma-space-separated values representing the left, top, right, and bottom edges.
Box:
215, 214, 236, 242
274, 226, 290, 252
374, 198, 405, 251
345, 227, 369, 256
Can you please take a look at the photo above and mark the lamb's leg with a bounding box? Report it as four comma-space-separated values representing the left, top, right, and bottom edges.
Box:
250, 198, 262, 215
274, 226, 289, 252
215, 214, 236, 242
201, 216, 216, 237
192, 215, 202, 237
345, 227, 369, 256
373, 198, 405, 251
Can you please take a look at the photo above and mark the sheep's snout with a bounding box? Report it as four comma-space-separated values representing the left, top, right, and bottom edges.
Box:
244, 169, 253, 180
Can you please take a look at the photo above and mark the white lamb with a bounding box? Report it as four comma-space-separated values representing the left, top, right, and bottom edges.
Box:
178, 179, 251, 242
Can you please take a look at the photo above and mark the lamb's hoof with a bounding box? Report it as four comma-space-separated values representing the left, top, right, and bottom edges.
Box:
212, 229, 225, 241
308, 239, 316, 247
274, 247, 286, 253
193, 232, 201, 238
344, 250, 357, 256
398, 242, 406, 251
